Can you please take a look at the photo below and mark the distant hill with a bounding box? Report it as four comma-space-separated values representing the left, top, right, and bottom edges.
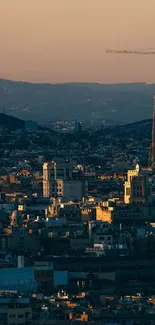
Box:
95, 118, 152, 141
0, 79, 154, 123
0, 113, 55, 133
0, 112, 152, 146
0, 113, 24, 130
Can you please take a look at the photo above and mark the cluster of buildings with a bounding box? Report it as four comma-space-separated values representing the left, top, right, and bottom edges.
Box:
0, 157, 154, 324
0, 98, 155, 324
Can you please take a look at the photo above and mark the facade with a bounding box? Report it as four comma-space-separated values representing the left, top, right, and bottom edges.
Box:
43, 160, 87, 200
43, 162, 57, 197
81, 206, 112, 222
43, 161, 73, 197
124, 164, 140, 203
124, 164, 152, 205
8, 228, 40, 253
63, 180, 88, 201
0, 297, 32, 325
0, 267, 37, 292
48, 179, 64, 198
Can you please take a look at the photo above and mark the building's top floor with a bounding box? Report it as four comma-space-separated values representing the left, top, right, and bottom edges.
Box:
43, 161, 56, 169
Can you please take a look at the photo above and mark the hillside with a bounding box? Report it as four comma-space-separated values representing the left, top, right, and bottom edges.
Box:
108, 118, 152, 140
0, 113, 55, 133
0, 113, 24, 130
92, 118, 152, 142
0, 79, 154, 123
0, 112, 152, 144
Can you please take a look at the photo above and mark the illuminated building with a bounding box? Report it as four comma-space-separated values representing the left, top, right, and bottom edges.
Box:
124, 164, 152, 205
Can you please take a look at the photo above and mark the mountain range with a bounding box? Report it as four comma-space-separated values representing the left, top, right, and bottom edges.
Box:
0, 113, 152, 143
0, 79, 154, 123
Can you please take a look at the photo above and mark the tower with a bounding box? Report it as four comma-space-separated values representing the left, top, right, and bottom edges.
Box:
149, 95, 155, 166
43, 162, 57, 197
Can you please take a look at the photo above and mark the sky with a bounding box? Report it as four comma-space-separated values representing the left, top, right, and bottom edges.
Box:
0, 0, 155, 83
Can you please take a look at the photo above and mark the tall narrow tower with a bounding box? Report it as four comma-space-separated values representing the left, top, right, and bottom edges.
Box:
150, 95, 155, 166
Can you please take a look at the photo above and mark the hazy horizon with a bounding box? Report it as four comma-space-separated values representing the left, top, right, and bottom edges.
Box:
1, 0, 155, 83
1, 77, 155, 86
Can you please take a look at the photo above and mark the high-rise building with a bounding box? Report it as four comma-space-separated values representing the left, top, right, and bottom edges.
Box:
149, 95, 155, 166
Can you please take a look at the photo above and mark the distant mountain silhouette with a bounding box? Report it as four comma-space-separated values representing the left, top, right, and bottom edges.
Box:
0, 112, 152, 148
0, 113, 55, 133
0, 113, 24, 130
93, 118, 152, 144
0, 79, 154, 123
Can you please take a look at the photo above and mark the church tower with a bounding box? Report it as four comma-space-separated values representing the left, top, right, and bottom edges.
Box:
149, 95, 155, 166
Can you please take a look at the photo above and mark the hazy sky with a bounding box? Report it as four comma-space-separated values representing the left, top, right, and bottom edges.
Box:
0, 0, 155, 83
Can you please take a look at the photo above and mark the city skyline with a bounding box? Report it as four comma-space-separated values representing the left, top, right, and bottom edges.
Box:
0, 0, 155, 83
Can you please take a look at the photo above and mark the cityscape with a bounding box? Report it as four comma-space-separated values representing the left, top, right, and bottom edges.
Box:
0, 96, 154, 324
1, 1, 155, 324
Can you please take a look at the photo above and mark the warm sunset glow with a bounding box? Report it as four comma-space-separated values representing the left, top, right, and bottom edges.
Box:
0, 0, 155, 83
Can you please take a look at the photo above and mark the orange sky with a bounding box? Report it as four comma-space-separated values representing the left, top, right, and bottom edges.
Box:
0, 0, 155, 83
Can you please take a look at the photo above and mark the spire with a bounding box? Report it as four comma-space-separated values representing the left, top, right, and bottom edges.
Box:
149, 96, 155, 167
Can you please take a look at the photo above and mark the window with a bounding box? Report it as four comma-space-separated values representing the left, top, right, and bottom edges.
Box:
126, 188, 130, 196
18, 315, 24, 318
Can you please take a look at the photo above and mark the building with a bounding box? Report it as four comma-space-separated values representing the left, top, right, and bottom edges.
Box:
63, 180, 88, 201
43, 160, 87, 200
0, 267, 37, 292
0, 296, 32, 325
8, 228, 40, 253
43, 160, 73, 197
124, 164, 152, 205
43, 162, 57, 197
81, 206, 112, 222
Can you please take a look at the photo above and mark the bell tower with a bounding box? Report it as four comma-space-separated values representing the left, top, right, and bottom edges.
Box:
149, 95, 155, 166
